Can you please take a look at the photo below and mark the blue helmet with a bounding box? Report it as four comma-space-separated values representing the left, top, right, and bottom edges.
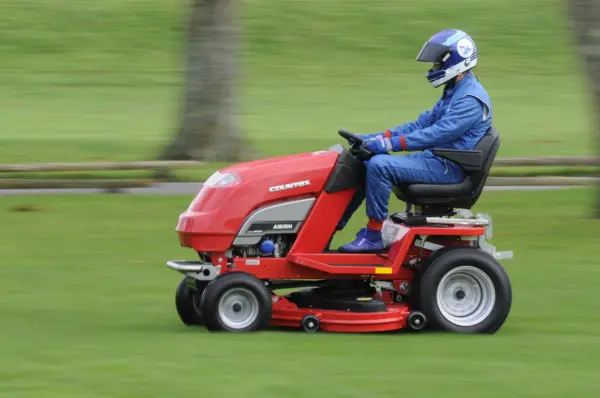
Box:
416, 29, 478, 88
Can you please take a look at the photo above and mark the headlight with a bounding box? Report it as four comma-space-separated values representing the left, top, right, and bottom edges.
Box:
186, 171, 242, 211
203, 171, 242, 187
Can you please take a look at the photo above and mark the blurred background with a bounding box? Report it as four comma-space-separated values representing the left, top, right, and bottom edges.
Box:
1, 1, 599, 397
0, 0, 595, 164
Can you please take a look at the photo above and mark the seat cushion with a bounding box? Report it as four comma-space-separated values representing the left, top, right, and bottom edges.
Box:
402, 176, 473, 199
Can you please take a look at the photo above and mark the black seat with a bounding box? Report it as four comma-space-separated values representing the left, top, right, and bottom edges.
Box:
392, 126, 500, 212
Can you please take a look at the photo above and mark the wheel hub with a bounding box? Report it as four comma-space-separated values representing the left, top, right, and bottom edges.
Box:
436, 265, 496, 327
407, 311, 427, 330
218, 288, 259, 329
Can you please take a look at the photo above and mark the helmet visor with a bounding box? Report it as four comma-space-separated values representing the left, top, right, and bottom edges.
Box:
416, 42, 451, 62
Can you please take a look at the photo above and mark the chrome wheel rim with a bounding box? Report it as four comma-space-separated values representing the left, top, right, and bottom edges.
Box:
217, 288, 259, 329
436, 266, 496, 327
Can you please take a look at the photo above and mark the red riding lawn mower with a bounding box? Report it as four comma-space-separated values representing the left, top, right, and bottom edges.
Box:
167, 128, 513, 334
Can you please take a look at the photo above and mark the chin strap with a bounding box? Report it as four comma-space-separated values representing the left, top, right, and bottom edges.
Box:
446, 77, 458, 88
442, 78, 457, 98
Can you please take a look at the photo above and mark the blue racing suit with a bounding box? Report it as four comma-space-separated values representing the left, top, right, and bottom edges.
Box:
338, 71, 492, 229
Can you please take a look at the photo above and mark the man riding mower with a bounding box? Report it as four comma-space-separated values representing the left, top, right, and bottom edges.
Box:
337, 29, 490, 253
165, 29, 513, 334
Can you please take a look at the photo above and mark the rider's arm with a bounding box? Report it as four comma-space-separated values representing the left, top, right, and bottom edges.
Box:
386, 96, 484, 152
384, 100, 441, 137
361, 100, 441, 140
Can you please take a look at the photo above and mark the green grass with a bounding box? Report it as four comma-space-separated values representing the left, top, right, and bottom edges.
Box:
0, 0, 595, 166
1, 188, 600, 397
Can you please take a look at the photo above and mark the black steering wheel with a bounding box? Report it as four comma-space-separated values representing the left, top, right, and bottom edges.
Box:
338, 129, 364, 146
338, 129, 373, 161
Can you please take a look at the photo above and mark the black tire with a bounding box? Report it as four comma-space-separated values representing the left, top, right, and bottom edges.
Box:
175, 276, 208, 326
418, 247, 512, 334
301, 315, 320, 333
406, 311, 427, 331
201, 272, 272, 332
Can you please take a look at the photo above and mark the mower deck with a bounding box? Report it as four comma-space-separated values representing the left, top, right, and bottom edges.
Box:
267, 284, 419, 333
270, 295, 412, 333
269, 290, 410, 333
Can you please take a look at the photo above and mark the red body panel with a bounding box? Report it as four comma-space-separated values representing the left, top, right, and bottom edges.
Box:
176, 150, 339, 251
289, 189, 358, 253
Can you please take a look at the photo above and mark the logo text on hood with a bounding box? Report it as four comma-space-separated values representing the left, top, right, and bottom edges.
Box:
269, 180, 311, 192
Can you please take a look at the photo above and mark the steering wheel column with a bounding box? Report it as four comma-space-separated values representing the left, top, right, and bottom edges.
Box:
338, 129, 374, 161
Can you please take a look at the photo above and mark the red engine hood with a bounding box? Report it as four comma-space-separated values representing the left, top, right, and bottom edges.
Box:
176, 149, 340, 251
221, 150, 333, 174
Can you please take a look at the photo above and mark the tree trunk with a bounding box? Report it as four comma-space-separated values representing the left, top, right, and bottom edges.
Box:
159, 0, 243, 162
567, 0, 600, 217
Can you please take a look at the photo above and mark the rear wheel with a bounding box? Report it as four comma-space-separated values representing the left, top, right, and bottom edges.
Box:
175, 276, 208, 326
410, 246, 475, 311
201, 272, 272, 332
418, 248, 512, 333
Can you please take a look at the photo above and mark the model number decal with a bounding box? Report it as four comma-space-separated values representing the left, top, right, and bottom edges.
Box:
268, 180, 311, 192
247, 222, 298, 233
273, 223, 294, 230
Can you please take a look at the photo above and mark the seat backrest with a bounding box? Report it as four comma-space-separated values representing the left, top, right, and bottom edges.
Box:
469, 126, 500, 203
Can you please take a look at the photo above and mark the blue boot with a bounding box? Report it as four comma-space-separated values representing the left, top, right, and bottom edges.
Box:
338, 228, 384, 253
327, 228, 367, 251
355, 227, 367, 239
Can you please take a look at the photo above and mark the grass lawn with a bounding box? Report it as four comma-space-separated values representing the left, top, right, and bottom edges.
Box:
0, 0, 596, 167
1, 188, 600, 397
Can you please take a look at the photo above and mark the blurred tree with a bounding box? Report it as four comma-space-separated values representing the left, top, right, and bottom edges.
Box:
567, 0, 600, 216
159, 0, 244, 162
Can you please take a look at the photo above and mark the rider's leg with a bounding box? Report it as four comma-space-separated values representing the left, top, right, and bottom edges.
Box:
339, 152, 464, 252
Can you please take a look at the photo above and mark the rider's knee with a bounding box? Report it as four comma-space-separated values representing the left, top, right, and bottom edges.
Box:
366, 154, 388, 171
366, 155, 392, 180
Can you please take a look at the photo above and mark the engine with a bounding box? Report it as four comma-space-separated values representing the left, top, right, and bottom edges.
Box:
231, 234, 296, 259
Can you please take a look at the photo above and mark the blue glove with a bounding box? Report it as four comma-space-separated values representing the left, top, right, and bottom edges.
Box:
358, 133, 384, 140
361, 136, 391, 155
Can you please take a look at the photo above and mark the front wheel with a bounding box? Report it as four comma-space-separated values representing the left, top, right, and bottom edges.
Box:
418, 248, 512, 333
175, 276, 208, 326
201, 272, 272, 332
